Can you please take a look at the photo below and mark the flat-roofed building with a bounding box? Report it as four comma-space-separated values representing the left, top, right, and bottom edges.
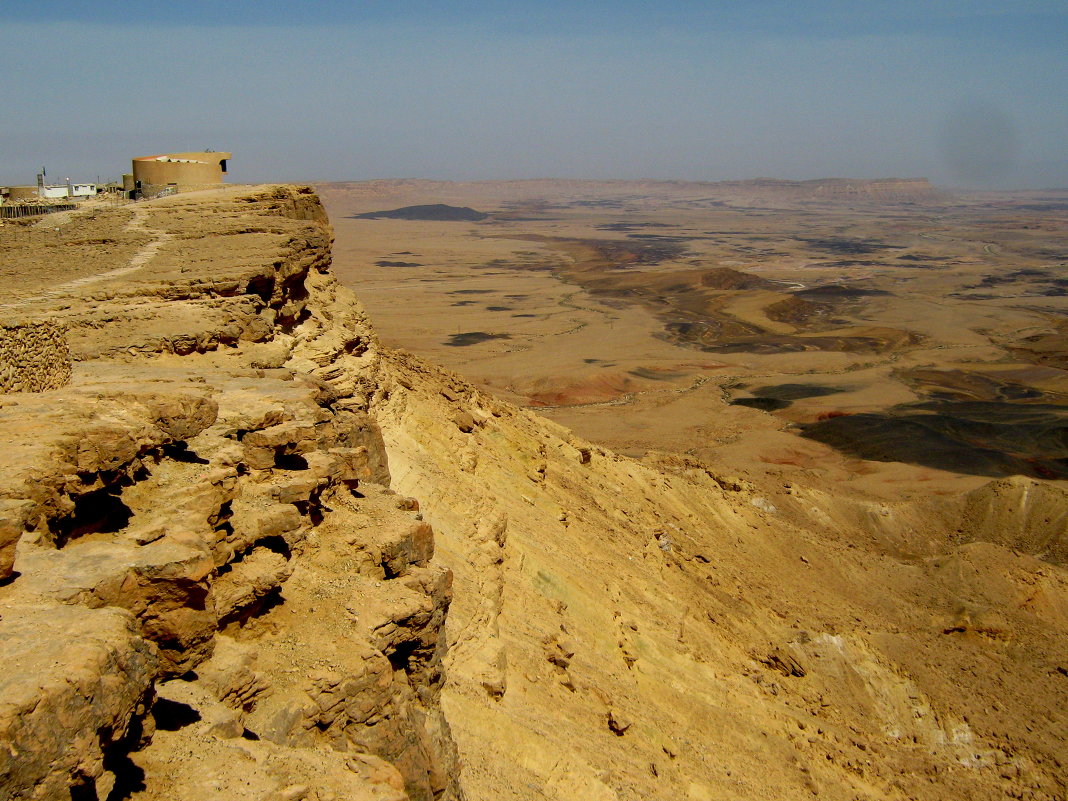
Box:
32, 183, 98, 200
3, 186, 41, 203
131, 151, 231, 198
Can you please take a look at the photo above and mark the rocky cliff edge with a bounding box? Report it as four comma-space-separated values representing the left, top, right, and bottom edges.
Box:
0, 186, 1066, 801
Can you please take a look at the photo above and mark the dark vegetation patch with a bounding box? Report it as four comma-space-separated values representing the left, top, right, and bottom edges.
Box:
1018, 247, 1068, 261
816, 259, 888, 268
512, 313, 538, 317
451, 300, 476, 306
799, 401, 1068, 479
568, 199, 626, 208
448, 289, 495, 294
671, 326, 921, 355
764, 296, 835, 326
625, 234, 698, 242
375, 260, 422, 267
1009, 202, 1068, 212
797, 237, 904, 255
979, 269, 1047, 286
597, 222, 677, 231
751, 383, 846, 402
795, 285, 892, 299
485, 306, 513, 311
900, 367, 1067, 405
731, 383, 845, 412
732, 397, 791, 411
571, 237, 690, 269
969, 270, 1068, 297
515, 235, 916, 358
352, 204, 488, 221
445, 331, 512, 347
628, 366, 691, 381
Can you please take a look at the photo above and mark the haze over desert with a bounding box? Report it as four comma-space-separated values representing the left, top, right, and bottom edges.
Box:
321, 178, 1068, 496
2, 2, 1067, 801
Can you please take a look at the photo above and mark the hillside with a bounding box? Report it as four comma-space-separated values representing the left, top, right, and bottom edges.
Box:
353, 205, 489, 222
0, 186, 1065, 801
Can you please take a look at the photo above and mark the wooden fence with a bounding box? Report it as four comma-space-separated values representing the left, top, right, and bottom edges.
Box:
0, 203, 77, 219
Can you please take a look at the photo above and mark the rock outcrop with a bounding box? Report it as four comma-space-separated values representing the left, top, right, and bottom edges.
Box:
0, 185, 1065, 801
0, 187, 459, 801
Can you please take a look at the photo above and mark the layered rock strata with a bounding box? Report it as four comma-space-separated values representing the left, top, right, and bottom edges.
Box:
0, 187, 459, 801
0, 185, 1065, 801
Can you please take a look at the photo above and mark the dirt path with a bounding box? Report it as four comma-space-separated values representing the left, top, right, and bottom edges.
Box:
0, 205, 170, 312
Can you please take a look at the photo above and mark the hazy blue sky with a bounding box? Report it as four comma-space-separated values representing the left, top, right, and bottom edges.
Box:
2, 1, 1066, 188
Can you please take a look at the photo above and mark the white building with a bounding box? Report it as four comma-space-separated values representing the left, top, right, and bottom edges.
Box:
39, 183, 97, 200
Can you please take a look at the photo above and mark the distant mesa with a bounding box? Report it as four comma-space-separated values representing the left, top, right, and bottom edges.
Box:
730, 383, 845, 411
353, 204, 489, 221
445, 331, 511, 347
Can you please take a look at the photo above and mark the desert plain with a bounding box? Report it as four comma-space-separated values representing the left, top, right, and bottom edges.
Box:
0, 181, 1065, 801
320, 178, 1068, 498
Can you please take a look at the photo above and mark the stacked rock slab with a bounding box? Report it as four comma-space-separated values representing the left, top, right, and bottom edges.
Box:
0, 186, 461, 801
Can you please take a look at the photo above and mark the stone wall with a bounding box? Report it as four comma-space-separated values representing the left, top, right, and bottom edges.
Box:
0, 321, 72, 393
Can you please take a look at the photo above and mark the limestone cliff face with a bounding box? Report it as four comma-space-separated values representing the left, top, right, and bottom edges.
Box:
0, 187, 459, 801
0, 186, 1066, 801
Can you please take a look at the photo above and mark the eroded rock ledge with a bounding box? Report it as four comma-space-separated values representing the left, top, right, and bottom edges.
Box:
2, 185, 1066, 801
0, 187, 460, 801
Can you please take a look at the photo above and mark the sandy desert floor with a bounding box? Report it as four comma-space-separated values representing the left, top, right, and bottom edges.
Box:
319, 178, 1067, 501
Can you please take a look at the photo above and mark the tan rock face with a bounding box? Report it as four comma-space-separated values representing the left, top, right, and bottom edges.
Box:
0, 186, 459, 801
0, 183, 1065, 801
0, 502, 25, 580
0, 604, 156, 800
368, 318, 1068, 800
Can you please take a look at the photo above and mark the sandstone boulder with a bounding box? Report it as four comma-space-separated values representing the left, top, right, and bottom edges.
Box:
0, 603, 156, 800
